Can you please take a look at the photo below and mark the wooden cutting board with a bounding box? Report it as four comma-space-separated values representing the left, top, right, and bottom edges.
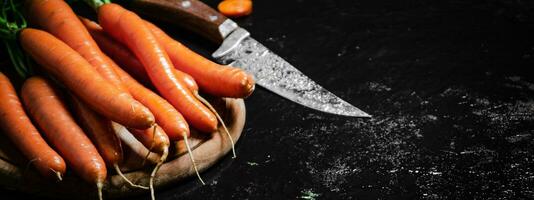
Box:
0, 97, 246, 199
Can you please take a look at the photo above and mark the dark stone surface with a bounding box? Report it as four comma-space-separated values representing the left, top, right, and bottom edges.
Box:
3, 0, 534, 199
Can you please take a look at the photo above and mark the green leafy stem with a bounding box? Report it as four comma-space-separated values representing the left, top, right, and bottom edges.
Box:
0, 0, 32, 79
82, 0, 111, 11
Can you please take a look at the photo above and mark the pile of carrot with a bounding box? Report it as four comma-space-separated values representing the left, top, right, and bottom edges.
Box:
0, 0, 255, 199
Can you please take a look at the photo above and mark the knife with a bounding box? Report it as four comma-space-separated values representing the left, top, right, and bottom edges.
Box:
124, 0, 371, 117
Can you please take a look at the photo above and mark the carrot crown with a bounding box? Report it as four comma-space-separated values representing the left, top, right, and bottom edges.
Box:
82, 0, 111, 11
0, 0, 32, 79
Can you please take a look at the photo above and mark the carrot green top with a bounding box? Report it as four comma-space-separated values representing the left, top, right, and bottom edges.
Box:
83, 0, 111, 11
0, 0, 32, 79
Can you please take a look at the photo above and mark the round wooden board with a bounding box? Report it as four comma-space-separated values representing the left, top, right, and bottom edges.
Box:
0, 98, 246, 199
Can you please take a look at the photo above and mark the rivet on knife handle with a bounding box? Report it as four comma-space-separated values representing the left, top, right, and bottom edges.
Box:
126, 0, 237, 43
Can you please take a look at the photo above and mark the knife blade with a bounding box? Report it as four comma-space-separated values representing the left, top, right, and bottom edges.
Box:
125, 0, 370, 117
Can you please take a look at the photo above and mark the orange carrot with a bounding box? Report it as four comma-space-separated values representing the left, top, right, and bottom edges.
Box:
129, 126, 169, 156
129, 125, 170, 200
79, 16, 199, 92
97, 3, 217, 133
69, 94, 147, 189
172, 69, 199, 92
79, 19, 189, 140
25, 0, 128, 92
21, 76, 106, 199
78, 16, 151, 86
70, 95, 121, 166
111, 62, 190, 141
171, 70, 237, 158
218, 0, 253, 18
19, 28, 155, 129
0, 72, 66, 181
145, 21, 255, 98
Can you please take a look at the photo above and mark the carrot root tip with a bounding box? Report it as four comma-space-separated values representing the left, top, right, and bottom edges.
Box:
149, 147, 168, 200
48, 167, 63, 182
239, 73, 255, 98
55, 171, 63, 182
114, 164, 149, 190
97, 182, 104, 200
245, 83, 256, 98
183, 134, 206, 185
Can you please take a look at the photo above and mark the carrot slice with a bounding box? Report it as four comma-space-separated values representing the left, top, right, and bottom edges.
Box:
218, 0, 253, 18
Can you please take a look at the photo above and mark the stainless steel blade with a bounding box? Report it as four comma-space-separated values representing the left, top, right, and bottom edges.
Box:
212, 28, 371, 117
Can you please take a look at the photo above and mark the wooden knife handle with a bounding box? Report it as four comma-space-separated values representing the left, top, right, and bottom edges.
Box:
126, 0, 233, 43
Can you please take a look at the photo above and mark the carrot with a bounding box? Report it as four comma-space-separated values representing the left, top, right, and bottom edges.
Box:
172, 69, 199, 92
129, 126, 171, 200
79, 16, 201, 92
171, 70, 237, 158
218, 0, 253, 18
111, 61, 190, 141
25, 0, 128, 92
79, 17, 192, 142
21, 76, 106, 200
0, 72, 66, 181
69, 94, 148, 189
69, 95, 121, 166
97, 3, 218, 133
145, 20, 255, 98
129, 126, 169, 157
19, 28, 155, 129
111, 122, 160, 164
128, 125, 206, 197
78, 16, 151, 86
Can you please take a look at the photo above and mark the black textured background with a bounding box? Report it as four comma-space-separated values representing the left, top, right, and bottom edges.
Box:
3, 0, 534, 199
